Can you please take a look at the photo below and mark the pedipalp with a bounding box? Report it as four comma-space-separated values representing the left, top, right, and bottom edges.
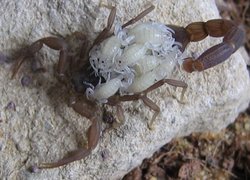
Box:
177, 19, 245, 72
11, 37, 69, 79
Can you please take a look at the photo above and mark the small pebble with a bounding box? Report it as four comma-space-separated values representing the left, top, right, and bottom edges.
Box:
100, 149, 110, 161
0, 52, 8, 64
28, 165, 41, 173
5, 101, 16, 111
21, 75, 32, 86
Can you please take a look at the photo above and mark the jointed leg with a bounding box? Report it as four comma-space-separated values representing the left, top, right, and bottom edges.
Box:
11, 37, 69, 79
141, 96, 160, 130
122, 5, 155, 28
93, 4, 155, 46
110, 93, 159, 130
141, 79, 187, 128
164, 79, 187, 102
108, 78, 187, 129
36, 148, 91, 170
37, 118, 100, 169
144, 79, 188, 102
70, 96, 101, 150
92, 5, 116, 46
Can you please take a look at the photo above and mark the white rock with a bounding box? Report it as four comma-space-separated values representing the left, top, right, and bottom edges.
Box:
0, 0, 249, 179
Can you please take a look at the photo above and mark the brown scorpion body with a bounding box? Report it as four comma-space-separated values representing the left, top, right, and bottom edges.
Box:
10, 5, 245, 170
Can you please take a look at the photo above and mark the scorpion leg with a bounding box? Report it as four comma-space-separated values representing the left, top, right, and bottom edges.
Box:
93, 5, 155, 46
110, 93, 159, 130
108, 79, 187, 129
112, 104, 125, 129
122, 5, 155, 28
12, 41, 43, 79
141, 96, 160, 130
34, 97, 101, 170
36, 148, 91, 170
69, 96, 102, 150
181, 19, 245, 72
144, 79, 188, 102
11, 37, 69, 78
108, 93, 153, 129
142, 79, 187, 128
92, 5, 116, 46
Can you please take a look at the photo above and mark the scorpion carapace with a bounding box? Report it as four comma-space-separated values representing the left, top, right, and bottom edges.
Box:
10, 4, 245, 170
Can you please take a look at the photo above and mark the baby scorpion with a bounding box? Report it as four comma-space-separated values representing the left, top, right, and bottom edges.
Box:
11, 5, 245, 170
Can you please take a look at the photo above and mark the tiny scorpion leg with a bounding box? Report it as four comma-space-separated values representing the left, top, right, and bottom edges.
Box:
92, 4, 116, 46
33, 96, 102, 170
121, 5, 155, 29
11, 37, 69, 79
93, 4, 155, 46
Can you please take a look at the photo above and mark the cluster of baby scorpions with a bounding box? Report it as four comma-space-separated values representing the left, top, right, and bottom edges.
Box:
11, 5, 245, 170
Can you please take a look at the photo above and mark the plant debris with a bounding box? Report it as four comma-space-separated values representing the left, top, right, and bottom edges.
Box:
123, 113, 250, 179
21, 75, 32, 86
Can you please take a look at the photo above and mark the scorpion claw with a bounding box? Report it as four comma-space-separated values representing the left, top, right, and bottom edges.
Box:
32, 117, 101, 169
28, 97, 102, 170
36, 148, 92, 169
179, 19, 245, 72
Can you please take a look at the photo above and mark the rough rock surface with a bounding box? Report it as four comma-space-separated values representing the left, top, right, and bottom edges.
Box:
0, 0, 249, 179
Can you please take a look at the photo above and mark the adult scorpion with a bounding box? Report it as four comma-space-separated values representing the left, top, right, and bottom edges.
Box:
11, 5, 245, 170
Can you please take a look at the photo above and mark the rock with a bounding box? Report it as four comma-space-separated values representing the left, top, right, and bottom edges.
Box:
0, 0, 249, 179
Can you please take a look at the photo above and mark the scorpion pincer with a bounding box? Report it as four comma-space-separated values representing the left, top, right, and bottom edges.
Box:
11, 4, 245, 170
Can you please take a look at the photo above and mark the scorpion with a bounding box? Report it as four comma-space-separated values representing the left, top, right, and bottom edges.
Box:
10, 5, 245, 170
